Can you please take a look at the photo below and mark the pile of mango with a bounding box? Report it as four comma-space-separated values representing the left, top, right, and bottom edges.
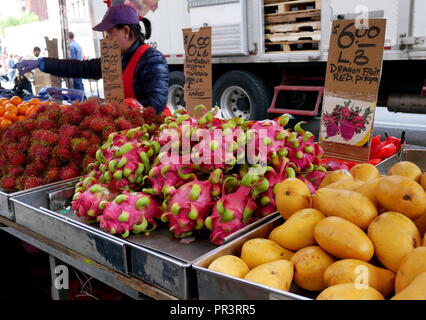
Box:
208, 161, 426, 300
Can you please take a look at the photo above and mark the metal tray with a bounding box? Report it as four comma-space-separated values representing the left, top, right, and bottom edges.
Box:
376, 145, 426, 174
0, 178, 80, 221
12, 182, 278, 299
10, 180, 129, 276
193, 215, 315, 300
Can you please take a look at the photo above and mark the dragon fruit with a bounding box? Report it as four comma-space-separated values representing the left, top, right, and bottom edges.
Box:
303, 167, 327, 191
99, 192, 163, 238
160, 178, 218, 238
72, 184, 115, 223
205, 177, 258, 245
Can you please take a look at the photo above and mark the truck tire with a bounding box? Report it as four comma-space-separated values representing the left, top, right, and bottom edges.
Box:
213, 70, 271, 120
168, 71, 185, 113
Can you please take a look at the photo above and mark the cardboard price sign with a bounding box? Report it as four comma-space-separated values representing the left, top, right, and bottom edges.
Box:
319, 19, 387, 162
100, 38, 125, 105
182, 27, 212, 117
44, 37, 61, 88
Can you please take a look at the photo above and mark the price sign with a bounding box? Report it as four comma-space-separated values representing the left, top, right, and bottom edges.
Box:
182, 27, 212, 117
320, 19, 387, 162
100, 38, 125, 105
45, 37, 61, 88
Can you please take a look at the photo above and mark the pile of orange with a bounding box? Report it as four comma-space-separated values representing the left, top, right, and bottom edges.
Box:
0, 96, 43, 129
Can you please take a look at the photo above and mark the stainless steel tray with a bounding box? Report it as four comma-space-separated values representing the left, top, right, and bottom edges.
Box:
376, 145, 426, 174
193, 215, 314, 300
0, 178, 80, 221
12, 182, 278, 299
10, 180, 129, 276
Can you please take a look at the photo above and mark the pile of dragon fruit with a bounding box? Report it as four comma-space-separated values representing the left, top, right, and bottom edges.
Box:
72, 107, 328, 245
0, 99, 163, 192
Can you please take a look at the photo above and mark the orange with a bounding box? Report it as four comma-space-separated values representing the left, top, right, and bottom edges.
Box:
18, 104, 29, 115
0, 106, 5, 117
10, 96, 22, 106
29, 98, 41, 105
25, 108, 37, 117
0, 119, 12, 128
2, 100, 10, 107
4, 111, 18, 121
17, 115, 26, 121
5, 103, 18, 113
0, 97, 8, 104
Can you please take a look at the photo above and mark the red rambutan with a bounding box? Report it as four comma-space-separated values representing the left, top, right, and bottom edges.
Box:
79, 99, 100, 115
44, 168, 61, 183
28, 143, 51, 161
0, 175, 17, 192
57, 136, 72, 148
10, 153, 26, 166
60, 125, 79, 137
23, 176, 45, 190
141, 107, 156, 122
100, 103, 114, 115
22, 118, 36, 131
101, 126, 117, 140
53, 146, 73, 162
34, 116, 56, 130
71, 138, 89, 152
89, 118, 110, 132
32, 129, 59, 145
115, 117, 134, 131
8, 166, 24, 177
59, 165, 80, 180
85, 145, 99, 158
24, 164, 42, 178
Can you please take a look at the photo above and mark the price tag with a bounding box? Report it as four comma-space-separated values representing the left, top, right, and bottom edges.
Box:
182, 27, 212, 117
100, 38, 125, 105
319, 19, 387, 162
45, 37, 61, 88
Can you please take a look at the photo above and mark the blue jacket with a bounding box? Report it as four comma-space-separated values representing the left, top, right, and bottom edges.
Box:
39, 40, 169, 114
70, 40, 83, 61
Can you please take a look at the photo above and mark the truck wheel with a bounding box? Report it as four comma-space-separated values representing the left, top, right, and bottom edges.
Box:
213, 71, 270, 120
168, 71, 185, 113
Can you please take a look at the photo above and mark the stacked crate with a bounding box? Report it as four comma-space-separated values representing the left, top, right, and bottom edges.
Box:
264, 0, 321, 53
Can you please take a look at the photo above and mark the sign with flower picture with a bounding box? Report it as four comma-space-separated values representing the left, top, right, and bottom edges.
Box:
320, 19, 386, 162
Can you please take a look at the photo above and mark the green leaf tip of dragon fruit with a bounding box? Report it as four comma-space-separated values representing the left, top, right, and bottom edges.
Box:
205, 216, 213, 231
189, 184, 202, 201
121, 230, 130, 238
253, 178, 270, 199
243, 207, 254, 223
115, 157, 127, 169
296, 151, 304, 159
278, 148, 289, 157
275, 131, 287, 141
293, 140, 300, 149
123, 168, 132, 178
136, 196, 150, 210
72, 192, 81, 201
221, 209, 234, 222
168, 122, 178, 129
113, 170, 123, 181
114, 194, 128, 204
83, 177, 95, 188
133, 218, 148, 234
273, 183, 280, 195
294, 121, 307, 134
160, 165, 170, 179
216, 201, 225, 215
303, 131, 314, 142
115, 143, 135, 157
87, 163, 97, 172
286, 167, 296, 178
171, 203, 181, 215
314, 165, 328, 173
118, 211, 130, 222
135, 163, 145, 177
189, 207, 199, 220
277, 114, 290, 127
287, 132, 298, 143
98, 200, 108, 210
96, 149, 107, 164
260, 196, 271, 207
161, 213, 169, 223
104, 172, 112, 182
305, 163, 315, 173
89, 184, 103, 193
195, 219, 204, 230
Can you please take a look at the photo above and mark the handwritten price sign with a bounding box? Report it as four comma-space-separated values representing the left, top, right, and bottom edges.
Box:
325, 19, 386, 97
100, 39, 125, 105
182, 27, 212, 116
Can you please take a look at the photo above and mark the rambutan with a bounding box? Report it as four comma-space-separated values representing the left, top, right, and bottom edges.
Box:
62, 107, 84, 125
53, 146, 73, 162
34, 116, 56, 130
79, 99, 100, 115
60, 125, 79, 137
6, 143, 21, 155
10, 153, 26, 166
49, 158, 61, 167
19, 136, 31, 149
44, 167, 60, 183
141, 107, 156, 122
85, 145, 99, 158
29, 143, 51, 161
115, 117, 134, 131
0, 175, 17, 192
22, 176, 45, 190
101, 126, 117, 140
8, 166, 24, 177
57, 136, 71, 148
33, 160, 47, 171
59, 165, 80, 180
100, 103, 114, 115
32, 129, 59, 145
71, 138, 89, 152
80, 117, 92, 129
24, 164, 42, 177
89, 118, 109, 132
22, 118, 36, 131
2, 125, 28, 144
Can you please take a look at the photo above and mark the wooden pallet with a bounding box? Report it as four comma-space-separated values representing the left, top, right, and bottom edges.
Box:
265, 30, 321, 42
265, 39, 320, 53
265, 9, 321, 24
264, 0, 320, 15
265, 20, 321, 33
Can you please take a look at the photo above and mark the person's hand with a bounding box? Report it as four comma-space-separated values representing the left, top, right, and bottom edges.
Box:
15, 60, 39, 75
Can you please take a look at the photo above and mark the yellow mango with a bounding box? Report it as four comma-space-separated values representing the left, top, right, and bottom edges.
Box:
269, 208, 325, 251
420, 172, 426, 190
395, 247, 426, 293
319, 170, 353, 188
350, 163, 381, 182
376, 175, 426, 219
241, 238, 294, 269
244, 260, 294, 292
388, 161, 422, 182
314, 216, 374, 261
323, 259, 395, 297
424, 233, 426, 246
392, 272, 426, 300
208, 255, 250, 278
312, 188, 377, 229
413, 212, 426, 238
275, 178, 311, 220
367, 211, 421, 273
324, 179, 365, 191
353, 177, 383, 208
291, 246, 336, 292
316, 283, 385, 300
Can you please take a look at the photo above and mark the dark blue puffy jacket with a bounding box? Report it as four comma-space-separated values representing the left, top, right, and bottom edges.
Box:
40, 40, 169, 114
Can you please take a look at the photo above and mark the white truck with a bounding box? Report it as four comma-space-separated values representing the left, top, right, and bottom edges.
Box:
91, 0, 426, 119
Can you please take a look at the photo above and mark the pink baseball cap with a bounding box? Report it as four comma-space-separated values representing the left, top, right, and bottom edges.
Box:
93, 4, 140, 32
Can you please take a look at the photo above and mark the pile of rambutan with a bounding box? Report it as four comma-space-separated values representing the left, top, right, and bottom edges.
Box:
0, 98, 164, 193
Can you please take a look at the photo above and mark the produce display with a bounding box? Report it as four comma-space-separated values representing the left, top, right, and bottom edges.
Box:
207, 160, 426, 300
0, 98, 163, 192
0, 96, 43, 128
71, 107, 327, 245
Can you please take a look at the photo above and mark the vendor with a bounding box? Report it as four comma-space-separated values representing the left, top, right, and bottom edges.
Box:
16, 4, 169, 114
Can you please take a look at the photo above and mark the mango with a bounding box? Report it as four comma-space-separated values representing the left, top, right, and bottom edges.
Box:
312, 188, 377, 229
324, 179, 365, 191
314, 216, 374, 261
367, 211, 421, 273
269, 208, 325, 251
350, 163, 381, 182
395, 247, 426, 293
316, 283, 385, 300
388, 161, 422, 182
420, 172, 426, 190
376, 175, 426, 219
244, 260, 294, 292
291, 246, 336, 292
353, 177, 383, 208
319, 170, 353, 188
323, 259, 395, 297
208, 255, 250, 278
275, 178, 311, 220
392, 272, 426, 300
424, 233, 426, 246
241, 238, 294, 269
413, 212, 426, 238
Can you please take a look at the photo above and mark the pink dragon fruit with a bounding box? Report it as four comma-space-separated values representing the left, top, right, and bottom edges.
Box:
304, 167, 327, 191
72, 184, 116, 223
205, 178, 258, 245
160, 178, 217, 238
99, 192, 163, 238
339, 120, 356, 141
